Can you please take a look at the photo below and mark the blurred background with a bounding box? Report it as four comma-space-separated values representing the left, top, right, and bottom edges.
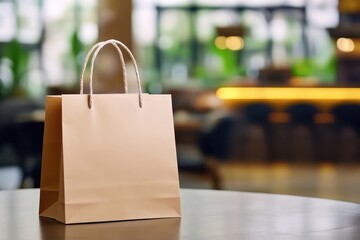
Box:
1, 0, 360, 203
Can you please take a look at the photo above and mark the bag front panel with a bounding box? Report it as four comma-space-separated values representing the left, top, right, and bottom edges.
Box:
61, 93, 180, 223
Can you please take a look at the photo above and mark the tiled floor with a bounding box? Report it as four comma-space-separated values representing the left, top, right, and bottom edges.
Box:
179, 162, 360, 203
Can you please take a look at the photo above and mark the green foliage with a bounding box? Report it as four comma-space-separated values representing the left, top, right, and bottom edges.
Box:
292, 55, 336, 84
292, 58, 316, 77
192, 38, 246, 88
70, 31, 84, 78
0, 39, 30, 98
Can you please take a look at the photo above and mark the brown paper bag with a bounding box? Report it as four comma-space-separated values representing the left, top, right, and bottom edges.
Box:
39, 39, 181, 224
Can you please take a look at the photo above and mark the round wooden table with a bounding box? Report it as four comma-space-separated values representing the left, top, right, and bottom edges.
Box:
1, 189, 360, 240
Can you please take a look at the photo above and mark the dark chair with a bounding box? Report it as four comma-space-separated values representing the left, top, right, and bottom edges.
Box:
0, 99, 44, 151
242, 103, 273, 126
198, 114, 245, 189
286, 103, 319, 126
241, 103, 274, 161
285, 103, 320, 162
332, 104, 360, 132
331, 103, 360, 163
198, 116, 237, 161
10, 120, 44, 187
0, 99, 45, 188
198, 103, 273, 189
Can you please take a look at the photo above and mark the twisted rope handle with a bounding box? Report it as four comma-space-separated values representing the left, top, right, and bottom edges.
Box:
80, 41, 128, 95
86, 39, 143, 109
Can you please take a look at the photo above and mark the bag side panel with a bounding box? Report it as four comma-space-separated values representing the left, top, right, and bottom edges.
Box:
39, 96, 64, 220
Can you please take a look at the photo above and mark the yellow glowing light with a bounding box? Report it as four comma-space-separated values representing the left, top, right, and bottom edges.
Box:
225, 36, 244, 51
337, 38, 355, 52
216, 87, 360, 101
215, 36, 227, 50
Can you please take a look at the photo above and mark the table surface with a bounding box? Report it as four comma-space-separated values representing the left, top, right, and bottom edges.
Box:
1, 189, 360, 240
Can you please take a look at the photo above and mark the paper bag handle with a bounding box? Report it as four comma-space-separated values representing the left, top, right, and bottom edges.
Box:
81, 39, 143, 109
80, 41, 127, 94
